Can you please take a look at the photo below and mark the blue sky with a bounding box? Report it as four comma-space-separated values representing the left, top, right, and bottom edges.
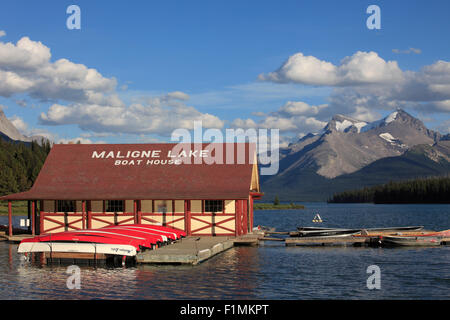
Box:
1, 0, 450, 143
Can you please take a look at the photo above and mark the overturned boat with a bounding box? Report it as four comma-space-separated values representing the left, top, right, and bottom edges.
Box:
18, 224, 186, 265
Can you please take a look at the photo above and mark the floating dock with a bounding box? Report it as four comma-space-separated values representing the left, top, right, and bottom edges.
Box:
271, 228, 450, 247
285, 236, 369, 247
136, 232, 266, 265
0, 234, 34, 243
0, 226, 33, 242
136, 236, 234, 265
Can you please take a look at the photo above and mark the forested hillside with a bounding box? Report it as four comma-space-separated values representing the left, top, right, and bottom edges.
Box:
328, 176, 450, 204
0, 139, 51, 196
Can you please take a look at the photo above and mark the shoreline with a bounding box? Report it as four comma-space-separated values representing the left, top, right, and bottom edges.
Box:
253, 203, 305, 210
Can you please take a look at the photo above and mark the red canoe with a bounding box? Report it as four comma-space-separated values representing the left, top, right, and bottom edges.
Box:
103, 225, 183, 240
20, 232, 147, 250
17, 224, 185, 258
20, 230, 156, 249
92, 227, 168, 244
113, 224, 187, 239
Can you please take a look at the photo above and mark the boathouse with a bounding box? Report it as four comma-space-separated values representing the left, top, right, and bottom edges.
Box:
1, 143, 262, 237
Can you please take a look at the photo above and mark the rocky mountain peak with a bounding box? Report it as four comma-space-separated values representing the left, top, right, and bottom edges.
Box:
324, 114, 367, 133
0, 106, 51, 145
0, 106, 30, 142
389, 109, 422, 125
277, 108, 443, 180
263, 108, 450, 201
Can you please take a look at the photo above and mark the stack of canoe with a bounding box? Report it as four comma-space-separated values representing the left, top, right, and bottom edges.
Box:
17, 224, 187, 260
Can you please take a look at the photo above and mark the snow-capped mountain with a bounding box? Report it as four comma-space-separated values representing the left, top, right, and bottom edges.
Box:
261, 109, 450, 201
275, 109, 440, 178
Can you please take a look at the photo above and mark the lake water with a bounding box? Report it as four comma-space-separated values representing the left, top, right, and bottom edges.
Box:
0, 203, 449, 300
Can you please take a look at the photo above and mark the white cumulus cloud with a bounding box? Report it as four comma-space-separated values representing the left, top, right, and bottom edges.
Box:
231, 100, 328, 135
0, 36, 117, 102
260, 51, 450, 120
0, 35, 226, 138
259, 51, 404, 86
40, 92, 224, 136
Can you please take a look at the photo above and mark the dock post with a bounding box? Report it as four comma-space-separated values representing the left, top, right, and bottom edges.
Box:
31, 200, 35, 236
235, 200, 239, 236
249, 196, 254, 232
8, 200, 12, 236
82, 200, 86, 229
184, 200, 191, 236
137, 200, 142, 224
134, 200, 138, 224
243, 200, 248, 235
39, 200, 44, 235
87, 200, 92, 229
27, 201, 31, 233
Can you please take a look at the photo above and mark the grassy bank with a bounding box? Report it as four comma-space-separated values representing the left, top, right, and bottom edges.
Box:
0, 201, 29, 216
254, 203, 305, 210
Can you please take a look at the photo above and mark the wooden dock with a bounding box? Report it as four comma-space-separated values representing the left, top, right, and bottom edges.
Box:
232, 233, 263, 246
0, 234, 34, 243
136, 236, 235, 265
285, 235, 370, 247
137, 231, 267, 265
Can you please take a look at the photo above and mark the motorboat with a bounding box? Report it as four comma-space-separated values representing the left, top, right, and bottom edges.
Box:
364, 226, 424, 232
296, 228, 362, 237
297, 226, 424, 232
381, 235, 442, 246
380, 229, 449, 246
294, 226, 427, 238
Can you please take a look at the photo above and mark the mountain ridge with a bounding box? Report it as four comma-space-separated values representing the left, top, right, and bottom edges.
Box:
261, 109, 450, 201
0, 107, 49, 145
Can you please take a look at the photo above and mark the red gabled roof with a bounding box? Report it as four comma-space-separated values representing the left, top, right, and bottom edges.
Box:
1, 143, 258, 201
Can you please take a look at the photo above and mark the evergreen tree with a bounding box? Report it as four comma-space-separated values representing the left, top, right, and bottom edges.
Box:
0, 140, 51, 196
329, 176, 450, 204
274, 195, 280, 206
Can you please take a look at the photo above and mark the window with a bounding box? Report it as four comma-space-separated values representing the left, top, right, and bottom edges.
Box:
106, 200, 125, 212
204, 200, 224, 213
57, 200, 76, 213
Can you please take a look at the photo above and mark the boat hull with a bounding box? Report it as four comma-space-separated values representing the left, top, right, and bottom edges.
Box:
18, 242, 137, 256
297, 226, 424, 232
297, 229, 361, 237
381, 236, 442, 246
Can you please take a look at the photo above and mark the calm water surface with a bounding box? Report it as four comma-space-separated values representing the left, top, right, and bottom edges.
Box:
1, 203, 449, 299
